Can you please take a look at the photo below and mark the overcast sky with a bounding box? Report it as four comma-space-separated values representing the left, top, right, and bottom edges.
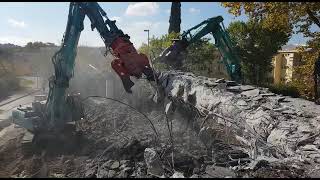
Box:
0, 2, 308, 48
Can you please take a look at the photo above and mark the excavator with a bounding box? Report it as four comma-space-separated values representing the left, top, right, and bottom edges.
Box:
11, 3, 242, 147
11, 2, 156, 145
158, 15, 242, 83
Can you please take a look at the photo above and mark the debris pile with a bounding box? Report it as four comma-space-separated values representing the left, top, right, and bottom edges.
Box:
2, 70, 320, 178
77, 97, 209, 178
153, 70, 320, 177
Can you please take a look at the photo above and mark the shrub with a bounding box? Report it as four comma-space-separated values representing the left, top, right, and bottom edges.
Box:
0, 73, 20, 99
267, 83, 300, 98
138, 32, 227, 78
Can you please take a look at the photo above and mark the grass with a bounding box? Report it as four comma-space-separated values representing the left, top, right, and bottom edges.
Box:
19, 79, 34, 87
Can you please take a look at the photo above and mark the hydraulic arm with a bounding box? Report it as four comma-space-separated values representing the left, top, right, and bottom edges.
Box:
12, 2, 155, 136
45, 2, 85, 132
160, 16, 242, 82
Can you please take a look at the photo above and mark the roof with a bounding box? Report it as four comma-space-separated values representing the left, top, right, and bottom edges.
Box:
278, 50, 300, 53
278, 48, 312, 53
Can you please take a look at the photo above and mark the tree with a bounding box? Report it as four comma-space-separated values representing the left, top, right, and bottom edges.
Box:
168, 2, 181, 34
291, 47, 317, 100
0, 47, 16, 74
0, 47, 20, 99
139, 33, 179, 60
221, 2, 320, 98
221, 2, 320, 36
182, 38, 227, 78
227, 20, 290, 85
25, 41, 57, 49
0, 48, 10, 74
139, 33, 226, 78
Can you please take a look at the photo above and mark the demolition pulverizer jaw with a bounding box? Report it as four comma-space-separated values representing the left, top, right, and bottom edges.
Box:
119, 66, 157, 93
143, 66, 157, 81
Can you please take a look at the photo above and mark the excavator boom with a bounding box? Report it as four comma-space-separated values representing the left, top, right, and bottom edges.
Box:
12, 2, 155, 138
160, 16, 242, 82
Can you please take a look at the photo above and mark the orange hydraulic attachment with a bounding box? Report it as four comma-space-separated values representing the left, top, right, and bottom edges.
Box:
110, 36, 154, 93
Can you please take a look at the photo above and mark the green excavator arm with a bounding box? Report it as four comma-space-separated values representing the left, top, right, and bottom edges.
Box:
12, 2, 152, 136
160, 16, 242, 83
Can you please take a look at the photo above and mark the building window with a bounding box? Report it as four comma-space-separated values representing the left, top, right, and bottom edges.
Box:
281, 59, 287, 69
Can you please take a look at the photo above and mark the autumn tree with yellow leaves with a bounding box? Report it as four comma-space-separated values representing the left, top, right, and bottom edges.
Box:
221, 2, 320, 100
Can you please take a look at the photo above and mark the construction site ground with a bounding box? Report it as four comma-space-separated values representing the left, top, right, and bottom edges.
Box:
0, 98, 207, 178
3, 71, 320, 178
0, 95, 318, 178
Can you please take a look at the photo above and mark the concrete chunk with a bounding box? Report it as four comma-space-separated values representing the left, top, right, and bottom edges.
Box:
205, 165, 236, 178
241, 89, 260, 97
261, 93, 276, 97
108, 170, 116, 178
110, 161, 120, 169
215, 78, 225, 83
144, 148, 164, 177
227, 86, 243, 93
240, 85, 256, 91
237, 100, 248, 106
171, 171, 185, 178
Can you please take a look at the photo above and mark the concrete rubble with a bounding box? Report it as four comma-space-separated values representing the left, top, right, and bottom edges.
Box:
2, 70, 320, 178
152, 70, 320, 177
144, 148, 165, 177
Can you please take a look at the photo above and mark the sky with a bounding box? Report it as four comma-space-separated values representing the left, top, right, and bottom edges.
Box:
0, 2, 308, 48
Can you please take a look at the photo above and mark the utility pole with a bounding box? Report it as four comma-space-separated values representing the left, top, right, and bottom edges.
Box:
36, 71, 38, 89
144, 29, 150, 60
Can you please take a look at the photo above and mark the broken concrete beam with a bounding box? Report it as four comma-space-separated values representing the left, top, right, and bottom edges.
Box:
155, 70, 320, 168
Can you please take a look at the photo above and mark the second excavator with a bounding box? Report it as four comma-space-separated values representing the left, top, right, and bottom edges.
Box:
159, 15, 242, 83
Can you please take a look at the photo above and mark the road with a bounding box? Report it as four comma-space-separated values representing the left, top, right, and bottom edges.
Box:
0, 76, 46, 122
0, 90, 42, 120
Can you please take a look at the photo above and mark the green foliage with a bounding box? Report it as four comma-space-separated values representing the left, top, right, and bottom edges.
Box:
139, 32, 180, 71
183, 38, 227, 78
20, 79, 34, 86
0, 72, 20, 99
25, 41, 56, 50
291, 47, 318, 100
0, 47, 21, 99
139, 32, 180, 59
221, 2, 320, 100
267, 83, 300, 98
227, 20, 290, 85
138, 32, 227, 78
221, 2, 320, 39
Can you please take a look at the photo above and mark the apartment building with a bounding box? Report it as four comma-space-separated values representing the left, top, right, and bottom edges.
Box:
272, 49, 302, 84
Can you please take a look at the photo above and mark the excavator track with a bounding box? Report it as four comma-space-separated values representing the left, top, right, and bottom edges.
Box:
21, 124, 84, 156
